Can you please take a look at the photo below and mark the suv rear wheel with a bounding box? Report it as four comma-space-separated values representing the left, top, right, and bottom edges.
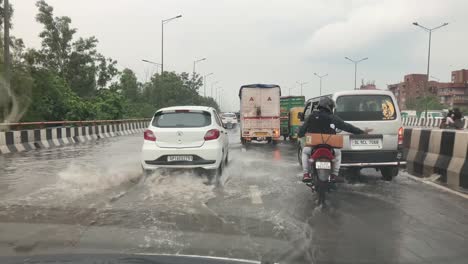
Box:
381, 166, 398, 181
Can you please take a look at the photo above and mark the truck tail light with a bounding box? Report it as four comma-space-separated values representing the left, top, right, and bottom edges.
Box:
204, 129, 220, 141
144, 129, 156, 141
398, 127, 404, 145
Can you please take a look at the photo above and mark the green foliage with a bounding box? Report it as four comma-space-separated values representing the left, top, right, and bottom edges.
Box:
1, 0, 220, 123
405, 95, 446, 112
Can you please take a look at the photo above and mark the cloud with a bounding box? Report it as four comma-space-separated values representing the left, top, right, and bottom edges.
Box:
304, 0, 455, 57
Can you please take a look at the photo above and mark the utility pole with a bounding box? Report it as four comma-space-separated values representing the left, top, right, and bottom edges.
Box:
345, 57, 368, 90
161, 15, 182, 74
413, 22, 448, 120
203, 73, 213, 97
296, 81, 308, 96
3, 0, 10, 87
314, 73, 328, 97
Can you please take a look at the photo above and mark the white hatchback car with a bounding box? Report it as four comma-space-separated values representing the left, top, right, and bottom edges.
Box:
141, 106, 229, 182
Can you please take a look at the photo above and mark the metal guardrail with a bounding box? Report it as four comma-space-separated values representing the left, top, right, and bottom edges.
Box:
0, 118, 152, 131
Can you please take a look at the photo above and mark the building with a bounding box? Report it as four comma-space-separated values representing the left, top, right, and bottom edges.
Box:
387, 74, 431, 110
451, 69, 468, 83
360, 81, 377, 90
388, 70, 468, 110
437, 82, 468, 108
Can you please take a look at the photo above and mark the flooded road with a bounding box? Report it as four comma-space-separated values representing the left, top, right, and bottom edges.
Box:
1, 130, 467, 263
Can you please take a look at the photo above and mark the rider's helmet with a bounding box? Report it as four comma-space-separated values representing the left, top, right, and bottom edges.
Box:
318, 97, 335, 113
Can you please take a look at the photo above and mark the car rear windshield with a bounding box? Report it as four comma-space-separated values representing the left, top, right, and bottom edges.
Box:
152, 111, 212, 128
335, 95, 397, 121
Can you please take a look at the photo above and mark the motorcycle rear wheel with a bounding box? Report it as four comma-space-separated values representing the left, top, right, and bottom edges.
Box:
315, 180, 327, 206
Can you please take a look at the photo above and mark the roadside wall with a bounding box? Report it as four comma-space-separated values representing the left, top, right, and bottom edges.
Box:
404, 128, 468, 190
0, 120, 150, 155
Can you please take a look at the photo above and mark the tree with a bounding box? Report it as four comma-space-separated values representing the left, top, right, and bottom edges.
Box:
119, 68, 139, 102
406, 95, 446, 112
33, 0, 118, 97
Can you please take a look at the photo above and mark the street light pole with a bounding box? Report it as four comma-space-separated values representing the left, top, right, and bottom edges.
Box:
211, 81, 219, 98
296, 81, 308, 96
345, 57, 368, 90
142, 59, 162, 74
193, 58, 207, 75
203, 72, 213, 97
161, 15, 182, 74
413, 22, 448, 119
314, 73, 328, 97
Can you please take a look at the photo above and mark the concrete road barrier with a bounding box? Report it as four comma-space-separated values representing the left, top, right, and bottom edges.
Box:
403, 117, 467, 129
404, 128, 468, 190
0, 120, 149, 155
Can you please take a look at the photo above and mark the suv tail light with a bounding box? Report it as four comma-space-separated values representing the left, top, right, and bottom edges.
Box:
204, 129, 220, 141
144, 129, 156, 141
398, 127, 404, 145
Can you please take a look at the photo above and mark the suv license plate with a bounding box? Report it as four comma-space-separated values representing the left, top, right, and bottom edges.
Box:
315, 161, 331, 169
351, 139, 382, 149
167, 155, 193, 162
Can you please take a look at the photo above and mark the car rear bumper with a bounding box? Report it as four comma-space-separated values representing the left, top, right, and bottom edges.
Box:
341, 150, 405, 168
141, 142, 223, 170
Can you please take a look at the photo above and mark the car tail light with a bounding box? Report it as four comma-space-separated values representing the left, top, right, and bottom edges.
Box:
204, 129, 220, 140
273, 129, 280, 137
144, 129, 156, 141
398, 127, 404, 145
175, 109, 190, 113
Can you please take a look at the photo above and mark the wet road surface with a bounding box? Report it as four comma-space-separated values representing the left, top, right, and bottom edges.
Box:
1, 129, 467, 263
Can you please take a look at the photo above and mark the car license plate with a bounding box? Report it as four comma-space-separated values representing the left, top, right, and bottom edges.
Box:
315, 161, 331, 169
351, 139, 382, 149
167, 155, 193, 162
255, 132, 268, 136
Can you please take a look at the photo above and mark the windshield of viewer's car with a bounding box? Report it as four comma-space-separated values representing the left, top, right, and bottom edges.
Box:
153, 112, 211, 127
335, 95, 397, 121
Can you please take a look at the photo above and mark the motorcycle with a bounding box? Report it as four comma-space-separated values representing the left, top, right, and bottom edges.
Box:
305, 144, 336, 206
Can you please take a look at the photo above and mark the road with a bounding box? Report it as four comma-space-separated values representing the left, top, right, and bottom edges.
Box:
1, 129, 467, 263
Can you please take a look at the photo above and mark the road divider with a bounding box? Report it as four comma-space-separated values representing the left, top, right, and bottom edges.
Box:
0, 120, 150, 155
402, 117, 467, 128
404, 128, 468, 191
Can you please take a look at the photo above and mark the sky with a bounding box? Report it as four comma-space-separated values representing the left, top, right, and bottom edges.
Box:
10, 0, 468, 112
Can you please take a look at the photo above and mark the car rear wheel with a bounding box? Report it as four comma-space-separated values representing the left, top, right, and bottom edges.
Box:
207, 161, 223, 187
381, 166, 398, 181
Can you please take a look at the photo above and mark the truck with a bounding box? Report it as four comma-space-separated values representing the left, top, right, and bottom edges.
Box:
280, 96, 305, 140
239, 84, 281, 144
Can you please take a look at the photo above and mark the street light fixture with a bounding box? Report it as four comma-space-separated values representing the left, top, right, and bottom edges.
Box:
161, 14, 182, 74
142, 59, 162, 74
296, 81, 308, 96
413, 21, 449, 119
193, 58, 207, 74
203, 72, 214, 97
314, 73, 328, 96
345, 57, 368, 90
211, 81, 219, 98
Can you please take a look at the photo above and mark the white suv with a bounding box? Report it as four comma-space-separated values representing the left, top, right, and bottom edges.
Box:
221, 112, 238, 128
141, 106, 229, 183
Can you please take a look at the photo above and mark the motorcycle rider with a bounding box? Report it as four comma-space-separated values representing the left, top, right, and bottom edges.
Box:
298, 97, 371, 183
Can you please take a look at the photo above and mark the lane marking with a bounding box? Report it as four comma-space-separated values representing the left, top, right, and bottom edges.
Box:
249, 185, 263, 204
406, 175, 468, 200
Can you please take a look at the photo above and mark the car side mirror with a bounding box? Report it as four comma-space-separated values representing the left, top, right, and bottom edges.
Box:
298, 112, 304, 121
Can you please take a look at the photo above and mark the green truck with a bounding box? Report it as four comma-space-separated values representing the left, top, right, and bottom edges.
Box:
280, 96, 305, 140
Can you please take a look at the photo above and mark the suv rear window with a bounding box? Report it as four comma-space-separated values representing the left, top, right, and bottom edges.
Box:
335, 95, 397, 121
152, 111, 212, 128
